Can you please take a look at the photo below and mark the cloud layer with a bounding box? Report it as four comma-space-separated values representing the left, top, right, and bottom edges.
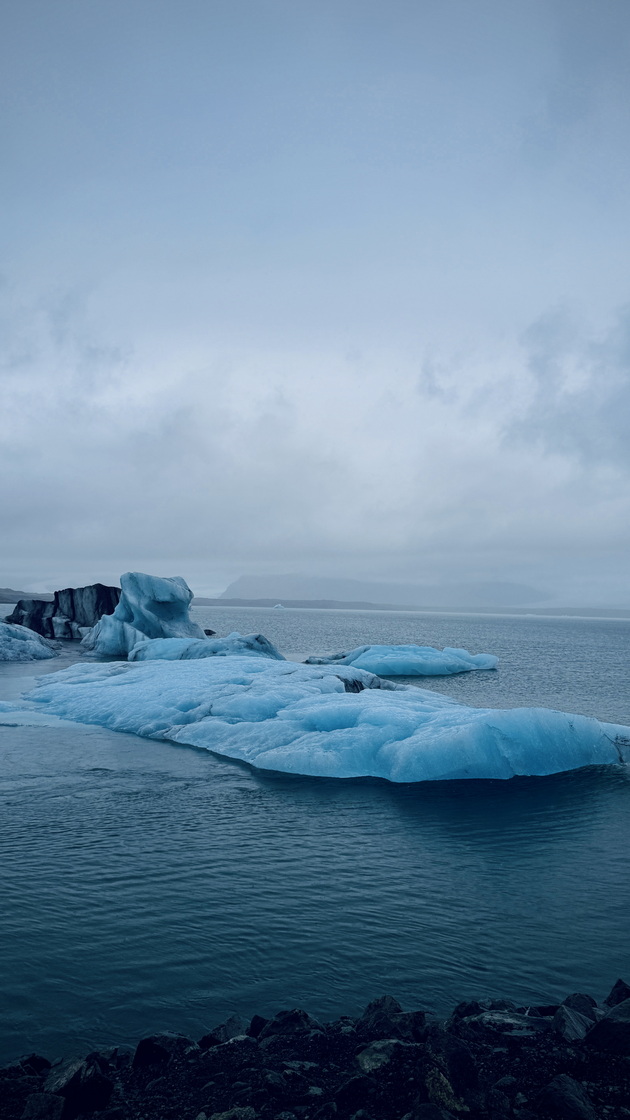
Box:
1, 1, 629, 602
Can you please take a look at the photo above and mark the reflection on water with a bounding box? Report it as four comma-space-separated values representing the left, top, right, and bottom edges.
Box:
1, 609, 629, 1062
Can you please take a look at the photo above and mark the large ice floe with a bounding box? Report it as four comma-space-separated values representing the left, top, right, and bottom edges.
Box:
0, 621, 60, 661
305, 644, 498, 675
81, 572, 206, 658
26, 656, 630, 782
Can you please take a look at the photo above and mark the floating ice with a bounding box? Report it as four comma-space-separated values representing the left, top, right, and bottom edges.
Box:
305, 644, 498, 675
0, 622, 60, 662
129, 632, 285, 661
26, 657, 630, 782
81, 572, 206, 658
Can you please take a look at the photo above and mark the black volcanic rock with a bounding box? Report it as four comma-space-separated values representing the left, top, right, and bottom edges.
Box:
535, 1074, 597, 1120
604, 979, 630, 1008
3, 985, 630, 1120
585, 998, 630, 1054
7, 584, 120, 640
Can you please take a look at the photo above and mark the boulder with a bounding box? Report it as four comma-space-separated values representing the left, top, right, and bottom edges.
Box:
603, 978, 630, 1008
82, 573, 205, 658
561, 993, 597, 1021
132, 1031, 197, 1068
535, 1074, 597, 1120
584, 997, 630, 1053
552, 1005, 593, 1042
20, 1094, 65, 1120
355, 995, 426, 1041
43, 1055, 114, 1118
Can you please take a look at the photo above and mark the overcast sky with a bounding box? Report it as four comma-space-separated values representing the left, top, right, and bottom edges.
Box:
2, 0, 629, 602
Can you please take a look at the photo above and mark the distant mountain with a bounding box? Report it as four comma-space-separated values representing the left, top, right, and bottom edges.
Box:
0, 587, 54, 603
219, 575, 550, 608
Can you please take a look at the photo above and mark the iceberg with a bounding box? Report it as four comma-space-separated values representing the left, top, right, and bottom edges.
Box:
305, 644, 498, 676
26, 657, 630, 782
129, 632, 285, 661
0, 621, 60, 661
81, 572, 206, 658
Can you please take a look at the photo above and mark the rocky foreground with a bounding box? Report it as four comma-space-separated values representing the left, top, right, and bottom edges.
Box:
2, 984, 630, 1120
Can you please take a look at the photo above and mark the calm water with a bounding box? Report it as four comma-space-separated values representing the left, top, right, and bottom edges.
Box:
1, 606, 629, 1063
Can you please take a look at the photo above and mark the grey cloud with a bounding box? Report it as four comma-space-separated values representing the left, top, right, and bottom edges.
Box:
514, 308, 630, 468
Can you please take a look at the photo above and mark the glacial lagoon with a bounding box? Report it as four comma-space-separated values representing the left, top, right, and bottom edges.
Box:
1, 606, 629, 1062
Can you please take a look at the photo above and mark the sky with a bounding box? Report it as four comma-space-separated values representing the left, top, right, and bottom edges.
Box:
1, 0, 629, 602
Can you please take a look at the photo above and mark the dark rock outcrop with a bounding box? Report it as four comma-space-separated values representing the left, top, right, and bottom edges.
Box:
7, 585, 120, 641
2, 983, 630, 1120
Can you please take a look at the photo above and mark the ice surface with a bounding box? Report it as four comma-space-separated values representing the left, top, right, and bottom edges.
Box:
26, 657, 630, 782
81, 572, 206, 658
305, 644, 498, 675
129, 632, 285, 661
0, 622, 59, 662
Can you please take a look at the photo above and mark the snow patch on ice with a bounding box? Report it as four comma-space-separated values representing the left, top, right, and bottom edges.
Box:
24, 656, 630, 783
305, 643, 498, 675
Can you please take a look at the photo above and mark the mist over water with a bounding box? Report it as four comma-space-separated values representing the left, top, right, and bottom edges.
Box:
1, 608, 629, 1063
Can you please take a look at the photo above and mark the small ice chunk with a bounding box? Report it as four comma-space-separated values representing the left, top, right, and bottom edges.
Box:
0, 622, 60, 661
129, 632, 285, 661
305, 643, 498, 675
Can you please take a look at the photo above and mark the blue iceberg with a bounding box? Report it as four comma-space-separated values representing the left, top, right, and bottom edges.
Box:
25, 657, 630, 782
81, 572, 206, 658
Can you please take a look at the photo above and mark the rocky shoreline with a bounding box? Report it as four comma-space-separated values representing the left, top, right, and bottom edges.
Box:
2, 983, 630, 1120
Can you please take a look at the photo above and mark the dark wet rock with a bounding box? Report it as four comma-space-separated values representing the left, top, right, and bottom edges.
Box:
333, 1074, 375, 1111
20, 1094, 65, 1120
355, 995, 426, 1042
258, 1010, 324, 1042
534, 1005, 561, 1017
553, 1006, 593, 1042
535, 1074, 597, 1120
7, 984, 630, 1120
425, 1026, 479, 1096
246, 1016, 268, 1039
355, 1038, 421, 1074
604, 979, 630, 1008
204, 629, 216, 636
419, 1065, 467, 1114
7, 585, 120, 640
561, 994, 598, 1021
208, 1109, 258, 1120
409, 1106, 456, 1120
19, 1057, 52, 1077
132, 1031, 197, 1068
43, 1055, 114, 1118
452, 1008, 551, 1047
584, 997, 630, 1053
486, 1086, 511, 1116
199, 1017, 248, 1049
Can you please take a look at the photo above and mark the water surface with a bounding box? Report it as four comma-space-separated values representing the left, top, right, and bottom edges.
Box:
1, 607, 629, 1062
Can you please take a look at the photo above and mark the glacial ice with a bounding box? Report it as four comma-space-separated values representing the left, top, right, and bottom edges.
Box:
0, 621, 60, 661
305, 644, 498, 675
26, 656, 630, 782
81, 572, 206, 658
129, 632, 285, 661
